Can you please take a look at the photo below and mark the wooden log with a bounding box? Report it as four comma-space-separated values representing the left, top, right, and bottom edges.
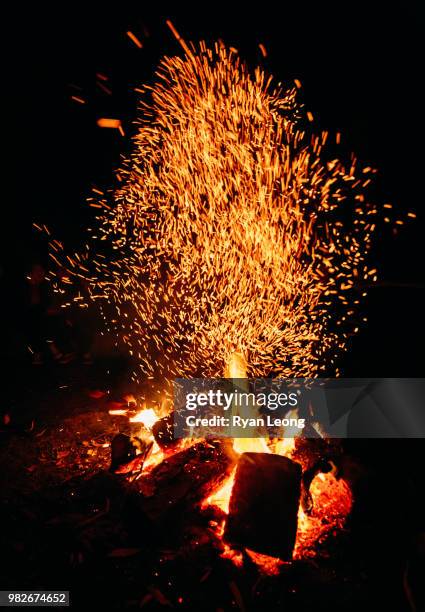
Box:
110, 433, 137, 471
224, 452, 302, 560
152, 414, 180, 451
135, 440, 236, 522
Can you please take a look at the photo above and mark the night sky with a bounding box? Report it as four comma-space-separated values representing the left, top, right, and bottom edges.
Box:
3, 1, 424, 375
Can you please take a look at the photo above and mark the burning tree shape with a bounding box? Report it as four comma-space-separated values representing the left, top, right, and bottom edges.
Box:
55, 43, 378, 381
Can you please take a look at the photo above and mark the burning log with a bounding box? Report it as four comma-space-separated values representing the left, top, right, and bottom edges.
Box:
224, 452, 302, 560
135, 440, 236, 522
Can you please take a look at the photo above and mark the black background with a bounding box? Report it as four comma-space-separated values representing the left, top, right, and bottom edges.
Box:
2, 1, 424, 376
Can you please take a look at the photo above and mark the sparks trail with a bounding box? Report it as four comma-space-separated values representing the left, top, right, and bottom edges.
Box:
51, 42, 379, 382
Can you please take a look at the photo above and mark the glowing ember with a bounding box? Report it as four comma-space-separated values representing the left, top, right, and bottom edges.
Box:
97, 117, 122, 129
126, 30, 143, 49
221, 544, 244, 568
294, 471, 353, 559
245, 549, 284, 576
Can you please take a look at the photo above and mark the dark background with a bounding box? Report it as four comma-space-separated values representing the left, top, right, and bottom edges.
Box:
2, 1, 424, 376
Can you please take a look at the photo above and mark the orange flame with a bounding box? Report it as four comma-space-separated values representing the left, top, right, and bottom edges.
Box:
129, 408, 159, 429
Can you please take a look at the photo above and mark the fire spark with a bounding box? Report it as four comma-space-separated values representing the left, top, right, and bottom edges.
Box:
52, 40, 378, 385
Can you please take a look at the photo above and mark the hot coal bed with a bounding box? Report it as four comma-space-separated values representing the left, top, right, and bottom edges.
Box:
1, 364, 424, 612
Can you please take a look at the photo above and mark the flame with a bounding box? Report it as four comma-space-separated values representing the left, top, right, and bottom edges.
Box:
232, 437, 270, 454
225, 351, 271, 453
129, 408, 159, 429
273, 437, 296, 456
225, 352, 248, 379
203, 466, 237, 514
204, 352, 353, 572
141, 440, 164, 472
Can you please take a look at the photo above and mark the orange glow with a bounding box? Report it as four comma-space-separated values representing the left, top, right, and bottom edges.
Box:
97, 118, 122, 129
141, 440, 164, 471
295, 471, 352, 558
221, 543, 244, 568
203, 467, 237, 513
245, 549, 284, 576
123, 393, 137, 405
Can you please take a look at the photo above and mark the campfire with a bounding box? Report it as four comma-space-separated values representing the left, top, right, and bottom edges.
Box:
102, 369, 354, 565
2, 5, 421, 609
41, 34, 382, 585
106, 353, 353, 575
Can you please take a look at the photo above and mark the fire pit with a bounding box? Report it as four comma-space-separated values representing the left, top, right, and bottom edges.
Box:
0, 370, 420, 611
104, 393, 353, 571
